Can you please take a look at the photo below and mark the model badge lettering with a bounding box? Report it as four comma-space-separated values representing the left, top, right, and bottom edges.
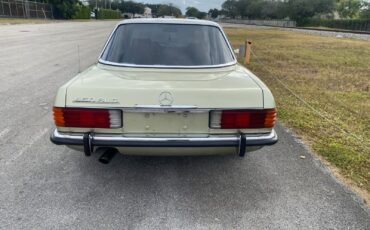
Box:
73, 97, 119, 104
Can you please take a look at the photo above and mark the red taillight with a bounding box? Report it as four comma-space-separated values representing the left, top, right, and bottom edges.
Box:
53, 107, 122, 128
210, 109, 276, 129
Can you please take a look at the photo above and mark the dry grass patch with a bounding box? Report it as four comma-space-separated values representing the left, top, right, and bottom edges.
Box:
225, 27, 370, 194
0, 18, 98, 25
0, 18, 58, 25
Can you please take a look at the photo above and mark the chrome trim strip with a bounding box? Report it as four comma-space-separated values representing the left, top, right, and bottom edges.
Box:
133, 105, 198, 109
245, 130, 276, 141
50, 129, 278, 148
98, 60, 237, 69
63, 106, 265, 111
130, 105, 201, 113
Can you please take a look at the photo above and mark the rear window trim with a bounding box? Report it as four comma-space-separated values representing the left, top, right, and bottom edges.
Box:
98, 23, 237, 69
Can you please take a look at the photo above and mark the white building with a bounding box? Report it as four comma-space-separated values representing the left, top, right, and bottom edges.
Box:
144, 7, 152, 18
132, 7, 152, 18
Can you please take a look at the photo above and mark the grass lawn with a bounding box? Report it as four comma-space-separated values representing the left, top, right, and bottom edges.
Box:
225, 27, 370, 195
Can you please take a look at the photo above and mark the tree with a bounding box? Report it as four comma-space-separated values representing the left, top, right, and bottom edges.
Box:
222, 0, 239, 18
157, 4, 182, 17
221, 0, 282, 19
186, 7, 200, 17
359, 1, 370, 19
88, 0, 119, 10
185, 7, 207, 19
240, 0, 265, 19
39, 0, 80, 19
198, 11, 208, 19
220, 0, 338, 21
121, 1, 145, 14
287, 0, 336, 23
260, 0, 286, 19
336, 0, 362, 18
209, 8, 219, 18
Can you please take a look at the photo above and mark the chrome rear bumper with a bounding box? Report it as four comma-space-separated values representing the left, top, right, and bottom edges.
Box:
50, 129, 278, 156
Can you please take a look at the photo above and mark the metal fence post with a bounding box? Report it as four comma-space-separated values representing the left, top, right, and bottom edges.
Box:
15, 0, 19, 17
21, 0, 26, 18
8, 0, 12, 17
1, 0, 4, 16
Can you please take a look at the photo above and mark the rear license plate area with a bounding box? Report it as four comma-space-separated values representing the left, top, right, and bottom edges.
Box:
123, 111, 209, 134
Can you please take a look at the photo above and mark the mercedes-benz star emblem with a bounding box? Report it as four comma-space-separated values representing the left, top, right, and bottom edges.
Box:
159, 92, 174, 106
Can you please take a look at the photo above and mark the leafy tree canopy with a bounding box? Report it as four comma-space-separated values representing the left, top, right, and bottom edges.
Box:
337, 0, 362, 18
38, 0, 80, 19
157, 4, 182, 17
221, 0, 337, 22
185, 6, 207, 19
209, 8, 220, 18
359, 1, 370, 19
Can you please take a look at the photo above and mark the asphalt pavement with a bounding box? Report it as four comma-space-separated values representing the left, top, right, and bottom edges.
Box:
0, 21, 369, 230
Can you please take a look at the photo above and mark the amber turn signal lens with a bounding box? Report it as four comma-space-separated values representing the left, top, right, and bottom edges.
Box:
263, 109, 277, 128
52, 107, 122, 128
53, 107, 65, 127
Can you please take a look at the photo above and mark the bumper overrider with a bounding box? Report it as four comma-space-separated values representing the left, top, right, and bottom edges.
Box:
50, 129, 278, 157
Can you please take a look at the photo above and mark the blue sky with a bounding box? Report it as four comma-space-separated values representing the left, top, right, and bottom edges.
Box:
142, 0, 224, 13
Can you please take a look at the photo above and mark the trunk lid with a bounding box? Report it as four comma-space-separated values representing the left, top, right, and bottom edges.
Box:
64, 64, 263, 134
65, 64, 263, 109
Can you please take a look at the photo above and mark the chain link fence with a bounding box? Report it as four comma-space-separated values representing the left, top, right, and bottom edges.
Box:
0, 0, 53, 19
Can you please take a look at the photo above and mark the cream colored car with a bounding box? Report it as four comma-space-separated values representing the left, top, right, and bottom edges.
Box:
50, 19, 277, 163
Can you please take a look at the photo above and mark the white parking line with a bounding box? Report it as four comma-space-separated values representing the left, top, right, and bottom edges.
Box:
4, 128, 49, 165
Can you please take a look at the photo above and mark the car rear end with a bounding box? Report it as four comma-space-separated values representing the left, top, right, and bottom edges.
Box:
50, 19, 278, 160
51, 105, 277, 157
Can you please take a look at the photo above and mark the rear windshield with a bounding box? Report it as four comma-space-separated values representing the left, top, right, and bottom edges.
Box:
100, 23, 235, 67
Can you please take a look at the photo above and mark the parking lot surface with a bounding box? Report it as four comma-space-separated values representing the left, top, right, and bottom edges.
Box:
0, 21, 369, 229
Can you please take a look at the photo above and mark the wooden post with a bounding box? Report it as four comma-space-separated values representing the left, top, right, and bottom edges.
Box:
244, 40, 252, 65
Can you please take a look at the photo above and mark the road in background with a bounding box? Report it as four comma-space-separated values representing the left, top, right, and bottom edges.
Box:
0, 21, 369, 229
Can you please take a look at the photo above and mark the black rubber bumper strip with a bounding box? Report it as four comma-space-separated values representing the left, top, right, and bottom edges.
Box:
83, 133, 92, 156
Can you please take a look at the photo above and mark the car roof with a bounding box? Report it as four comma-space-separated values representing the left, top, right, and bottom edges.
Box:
117, 18, 221, 27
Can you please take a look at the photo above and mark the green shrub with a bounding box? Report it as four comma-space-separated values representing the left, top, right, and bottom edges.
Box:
72, 5, 90, 19
301, 19, 370, 31
97, 9, 121, 19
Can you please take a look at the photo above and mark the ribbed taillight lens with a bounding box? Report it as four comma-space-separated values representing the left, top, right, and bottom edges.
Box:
210, 109, 276, 129
53, 107, 122, 128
